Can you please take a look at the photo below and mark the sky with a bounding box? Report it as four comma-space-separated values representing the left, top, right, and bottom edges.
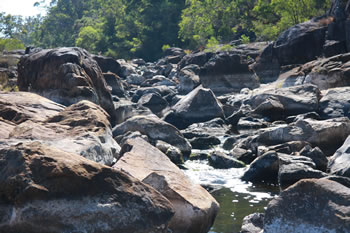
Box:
0, 0, 47, 17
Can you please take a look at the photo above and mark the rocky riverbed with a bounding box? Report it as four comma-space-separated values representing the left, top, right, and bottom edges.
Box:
1, 1, 350, 232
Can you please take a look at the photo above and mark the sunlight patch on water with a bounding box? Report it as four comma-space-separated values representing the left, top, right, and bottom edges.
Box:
183, 160, 276, 201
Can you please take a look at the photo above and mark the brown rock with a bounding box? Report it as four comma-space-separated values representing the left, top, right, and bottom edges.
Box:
0, 141, 174, 233
17, 47, 117, 125
113, 138, 219, 233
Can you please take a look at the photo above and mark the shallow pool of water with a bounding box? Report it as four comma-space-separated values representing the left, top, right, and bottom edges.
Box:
183, 160, 279, 233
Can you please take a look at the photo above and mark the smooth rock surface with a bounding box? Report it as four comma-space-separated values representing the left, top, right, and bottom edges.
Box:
0, 141, 174, 233
164, 86, 224, 129
113, 138, 219, 233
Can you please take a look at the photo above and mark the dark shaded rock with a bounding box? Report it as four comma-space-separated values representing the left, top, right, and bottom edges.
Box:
230, 148, 255, 165
92, 55, 121, 75
164, 86, 224, 129
132, 85, 176, 103
103, 72, 125, 97
189, 136, 221, 150
241, 151, 279, 184
138, 93, 168, 114
155, 140, 184, 165
17, 47, 117, 125
264, 179, 350, 233
274, 18, 327, 66
178, 51, 214, 70
0, 141, 174, 233
113, 138, 219, 233
199, 52, 259, 94
278, 154, 327, 189
323, 40, 347, 57
300, 145, 328, 172
209, 151, 245, 169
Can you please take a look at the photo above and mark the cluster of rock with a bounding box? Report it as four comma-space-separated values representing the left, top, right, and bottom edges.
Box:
0, 46, 221, 233
2, 1, 350, 231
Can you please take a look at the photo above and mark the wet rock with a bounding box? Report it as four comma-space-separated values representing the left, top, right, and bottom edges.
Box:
113, 138, 219, 233
112, 115, 192, 156
17, 47, 117, 125
209, 151, 246, 169
328, 135, 350, 178
240, 213, 264, 233
264, 179, 350, 233
319, 87, 350, 119
164, 86, 224, 129
0, 141, 174, 233
137, 93, 168, 114
242, 151, 279, 184
199, 52, 260, 94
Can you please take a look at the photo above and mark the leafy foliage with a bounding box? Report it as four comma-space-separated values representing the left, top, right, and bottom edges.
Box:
0, 0, 333, 59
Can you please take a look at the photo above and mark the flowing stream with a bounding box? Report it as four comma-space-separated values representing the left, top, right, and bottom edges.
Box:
183, 160, 279, 233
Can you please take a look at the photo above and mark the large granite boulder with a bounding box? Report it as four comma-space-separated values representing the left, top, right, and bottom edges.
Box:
199, 52, 260, 94
0, 92, 119, 165
276, 53, 350, 90
247, 84, 321, 117
112, 115, 192, 156
257, 117, 350, 155
264, 178, 350, 232
17, 47, 117, 124
113, 138, 219, 233
0, 142, 174, 233
163, 86, 224, 129
319, 86, 350, 119
273, 18, 328, 66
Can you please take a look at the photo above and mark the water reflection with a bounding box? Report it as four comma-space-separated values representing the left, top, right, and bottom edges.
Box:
183, 160, 279, 233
